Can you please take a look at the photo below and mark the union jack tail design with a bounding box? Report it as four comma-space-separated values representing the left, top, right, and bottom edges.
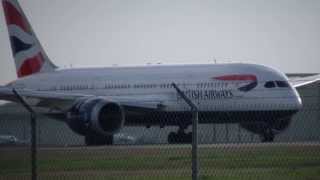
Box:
2, 0, 57, 78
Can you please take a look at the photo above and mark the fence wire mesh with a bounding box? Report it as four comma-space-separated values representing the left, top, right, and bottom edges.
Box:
0, 83, 320, 180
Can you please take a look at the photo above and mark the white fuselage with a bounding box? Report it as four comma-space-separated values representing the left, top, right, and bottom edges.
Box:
8, 63, 302, 112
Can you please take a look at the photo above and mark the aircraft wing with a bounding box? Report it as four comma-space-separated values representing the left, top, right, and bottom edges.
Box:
289, 74, 320, 88
0, 86, 91, 110
0, 86, 168, 112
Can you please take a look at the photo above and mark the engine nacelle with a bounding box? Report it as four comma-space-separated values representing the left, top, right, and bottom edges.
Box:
67, 98, 125, 136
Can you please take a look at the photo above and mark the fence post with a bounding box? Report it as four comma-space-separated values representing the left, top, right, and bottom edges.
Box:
318, 83, 320, 126
212, 124, 217, 143
171, 83, 198, 180
12, 89, 37, 180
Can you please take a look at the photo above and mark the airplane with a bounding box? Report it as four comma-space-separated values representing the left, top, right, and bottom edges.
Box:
0, 0, 319, 146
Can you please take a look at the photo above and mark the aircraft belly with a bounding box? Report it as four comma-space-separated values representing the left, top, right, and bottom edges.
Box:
124, 110, 298, 127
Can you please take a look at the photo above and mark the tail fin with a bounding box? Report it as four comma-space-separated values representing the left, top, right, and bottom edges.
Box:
2, 0, 57, 78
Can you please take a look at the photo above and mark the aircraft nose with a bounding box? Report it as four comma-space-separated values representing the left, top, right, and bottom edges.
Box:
292, 88, 303, 110
295, 95, 303, 110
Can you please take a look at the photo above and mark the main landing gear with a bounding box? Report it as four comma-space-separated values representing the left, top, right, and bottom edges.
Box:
260, 128, 275, 142
168, 127, 192, 144
85, 132, 113, 146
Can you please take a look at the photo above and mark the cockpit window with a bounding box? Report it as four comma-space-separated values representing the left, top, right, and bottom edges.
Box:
264, 81, 276, 88
276, 81, 289, 88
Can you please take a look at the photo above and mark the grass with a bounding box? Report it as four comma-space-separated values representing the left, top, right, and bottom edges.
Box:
0, 144, 320, 180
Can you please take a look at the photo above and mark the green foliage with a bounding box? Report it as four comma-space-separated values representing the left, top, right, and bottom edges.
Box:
1, 145, 320, 180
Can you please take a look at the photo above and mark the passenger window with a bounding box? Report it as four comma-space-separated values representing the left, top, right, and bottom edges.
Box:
264, 81, 276, 88
276, 81, 289, 88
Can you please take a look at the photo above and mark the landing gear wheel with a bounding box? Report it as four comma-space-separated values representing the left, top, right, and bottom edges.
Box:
187, 132, 192, 142
168, 132, 177, 144
85, 133, 113, 146
261, 129, 275, 143
167, 131, 192, 144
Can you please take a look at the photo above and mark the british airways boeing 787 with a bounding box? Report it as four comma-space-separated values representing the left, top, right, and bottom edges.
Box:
0, 0, 319, 145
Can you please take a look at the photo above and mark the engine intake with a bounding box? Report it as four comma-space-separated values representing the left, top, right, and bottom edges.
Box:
67, 98, 125, 136
91, 101, 125, 134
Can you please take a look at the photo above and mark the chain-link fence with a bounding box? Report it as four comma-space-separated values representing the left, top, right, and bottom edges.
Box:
0, 83, 320, 180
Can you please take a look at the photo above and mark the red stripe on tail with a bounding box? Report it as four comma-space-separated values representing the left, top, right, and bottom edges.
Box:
18, 53, 44, 78
2, 1, 30, 33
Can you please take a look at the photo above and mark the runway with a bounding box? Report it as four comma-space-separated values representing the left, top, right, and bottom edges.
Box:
2, 141, 320, 151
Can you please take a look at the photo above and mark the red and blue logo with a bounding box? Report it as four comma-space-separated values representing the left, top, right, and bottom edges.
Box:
2, 0, 31, 34
3, 0, 44, 78
214, 74, 258, 92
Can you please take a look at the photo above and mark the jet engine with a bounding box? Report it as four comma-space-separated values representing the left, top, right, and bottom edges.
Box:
67, 98, 125, 136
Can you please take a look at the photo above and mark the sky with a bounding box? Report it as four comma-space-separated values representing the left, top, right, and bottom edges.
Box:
0, 0, 320, 85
